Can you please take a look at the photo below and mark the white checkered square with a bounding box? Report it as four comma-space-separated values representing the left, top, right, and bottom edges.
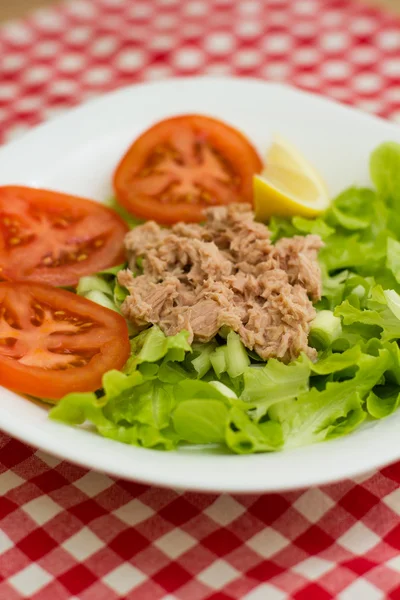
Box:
63, 527, 104, 560
247, 527, 289, 558
73, 472, 114, 497
0, 471, 24, 494
114, 499, 154, 526
154, 529, 197, 558
103, 564, 146, 595
243, 584, 288, 600
338, 522, 380, 554
23, 496, 63, 525
204, 496, 246, 525
292, 557, 334, 580
338, 580, 385, 600
198, 560, 239, 588
294, 489, 335, 523
9, 565, 52, 597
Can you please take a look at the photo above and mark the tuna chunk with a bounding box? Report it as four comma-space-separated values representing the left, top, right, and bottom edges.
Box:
275, 235, 323, 300
119, 204, 323, 361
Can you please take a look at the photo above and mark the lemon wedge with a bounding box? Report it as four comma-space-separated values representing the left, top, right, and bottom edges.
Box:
254, 136, 330, 221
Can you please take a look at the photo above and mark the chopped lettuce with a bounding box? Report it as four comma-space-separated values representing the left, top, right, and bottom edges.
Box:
172, 400, 229, 444
335, 288, 400, 342
292, 216, 334, 239
241, 355, 310, 419
124, 326, 191, 374
325, 187, 375, 230
225, 408, 283, 453
50, 141, 400, 455
386, 238, 400, 284
367, 386, 400, 419
310, 345, 362, 375
105, 197, 144, 229
269, 351, 389, 448
269, 215, 334, 241
370, 142, 400, 206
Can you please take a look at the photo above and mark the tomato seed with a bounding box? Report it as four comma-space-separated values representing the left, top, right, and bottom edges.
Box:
9, 237, 20, 245
77, 254, 87, 262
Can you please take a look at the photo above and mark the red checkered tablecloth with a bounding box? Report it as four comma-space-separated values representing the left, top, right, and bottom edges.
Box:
1, 1, 400, 598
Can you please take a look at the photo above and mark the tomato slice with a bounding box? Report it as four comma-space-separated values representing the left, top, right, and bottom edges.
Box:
0, 282, 130, 401
113, 114, 263, 224
0, 187, 129, 287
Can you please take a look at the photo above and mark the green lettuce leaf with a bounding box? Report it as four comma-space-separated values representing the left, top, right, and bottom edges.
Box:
174, 379, 231, 403
269, 216, 298, 241
367, 385, 400, 419
335, 287, 400, 342
50, 380, 180, 450
269, 351, 389, 448
158, 361, 189, 384
102, 369, 143, 398
310, 345, 362, 375
77, 275, 113, 297
97, 264, 126, 276
97, 422, 179, 450
387, 238, 400, 284
370, 142, 400, 206
318, 267, 348, 311
105, 197, 144, 229
49, 392, 108, 427
105, 380, 176, 429
241, 355, 310, 419
124, 326, 191, 374
225, 408, 283, 454
326, 187, 375, 230
269, 215, 334, 242
172, 399, 229, 444
319, 231, 387, 275
291, 216, 334, 238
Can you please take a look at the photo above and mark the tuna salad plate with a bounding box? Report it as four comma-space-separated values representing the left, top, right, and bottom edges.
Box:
1, 77, 400, 493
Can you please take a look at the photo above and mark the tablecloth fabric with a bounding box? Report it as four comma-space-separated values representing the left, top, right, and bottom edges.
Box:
1, 0, 400, 598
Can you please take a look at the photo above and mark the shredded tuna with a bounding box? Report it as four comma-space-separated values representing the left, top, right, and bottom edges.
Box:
119, 204, 323, 362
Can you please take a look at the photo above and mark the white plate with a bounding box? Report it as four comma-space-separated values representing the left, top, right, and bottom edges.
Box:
1, 76, 400, 493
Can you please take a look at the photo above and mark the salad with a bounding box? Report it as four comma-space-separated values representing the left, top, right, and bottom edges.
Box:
1, 113, 400, 456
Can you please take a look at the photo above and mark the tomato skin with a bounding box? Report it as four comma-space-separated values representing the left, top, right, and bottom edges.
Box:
0, 186, 129, 287
0, 282, 130, 401
114, 114, 263, 225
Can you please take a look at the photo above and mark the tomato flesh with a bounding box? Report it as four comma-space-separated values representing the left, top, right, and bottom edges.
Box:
0, 282, 130, 401
0, 187, 129, 287
114, 114, 263, 224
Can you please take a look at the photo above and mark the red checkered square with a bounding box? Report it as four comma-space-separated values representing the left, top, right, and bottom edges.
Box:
57, 564, 97, 595
1, 1, 400, 598
17, 529, 58, 561
108, 528, 150, 560
339, 486, 380, 518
